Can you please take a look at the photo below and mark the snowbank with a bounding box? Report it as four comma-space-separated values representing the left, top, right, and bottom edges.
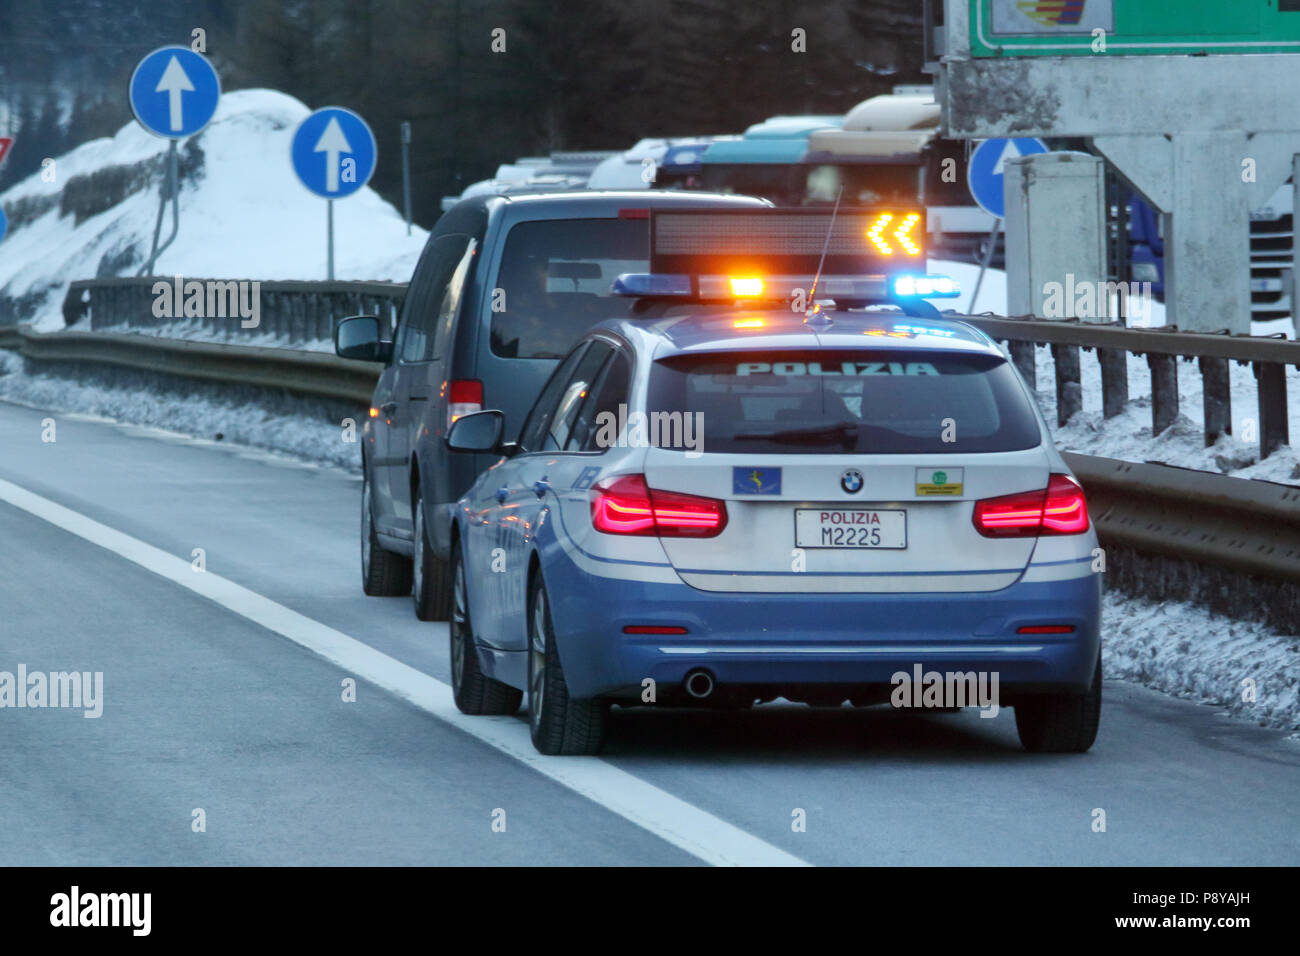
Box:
0, 89, 427, 331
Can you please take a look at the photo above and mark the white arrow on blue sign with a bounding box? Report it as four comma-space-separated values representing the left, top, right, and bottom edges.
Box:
966, 137, 1049, 219
290, 107, 377, 200
129, 46, 221, 139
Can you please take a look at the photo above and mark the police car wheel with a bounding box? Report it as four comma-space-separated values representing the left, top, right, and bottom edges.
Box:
361, 472, 412, 597
527, 574, 607, 756
449, 543, 522, 716
412, 491, 450, 621
1015, 656, 1102, 754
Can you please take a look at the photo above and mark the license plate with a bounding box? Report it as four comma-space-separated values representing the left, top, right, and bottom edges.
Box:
794, 508, 907, 549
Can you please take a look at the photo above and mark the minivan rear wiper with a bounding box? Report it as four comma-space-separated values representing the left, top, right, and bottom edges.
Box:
732, 422, 859, 449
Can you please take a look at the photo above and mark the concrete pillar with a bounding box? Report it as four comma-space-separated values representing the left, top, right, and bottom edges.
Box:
1164, 131, 1251, 333
1004, 152, 1108, 321
1293, 154, 1300, 337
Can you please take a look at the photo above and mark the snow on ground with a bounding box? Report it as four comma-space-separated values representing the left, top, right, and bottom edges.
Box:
0, 89, 428, 332
0, 350, 361, 471
1103, 591, 1300, 732
97, 318, 335, 353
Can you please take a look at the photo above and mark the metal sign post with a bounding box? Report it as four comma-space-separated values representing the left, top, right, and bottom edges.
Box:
401, 121, 412, 236
128, 46, 220, 276
291, 107, 378, 280
968, 218, 1000, 313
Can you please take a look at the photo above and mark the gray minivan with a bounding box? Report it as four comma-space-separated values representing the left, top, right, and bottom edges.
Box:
335, 190, 769, 619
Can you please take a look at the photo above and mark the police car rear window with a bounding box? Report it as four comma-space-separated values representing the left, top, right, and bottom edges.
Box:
647, 349, 1041, 454
490, 219, 648, 359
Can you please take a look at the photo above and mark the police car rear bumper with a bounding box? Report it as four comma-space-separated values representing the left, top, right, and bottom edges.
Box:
545, 562, 1101, 699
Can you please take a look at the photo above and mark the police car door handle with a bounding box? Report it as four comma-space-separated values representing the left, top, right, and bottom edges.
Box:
532, 478, 551, 498
495, 487, 509, 504
380, 401, 398, 414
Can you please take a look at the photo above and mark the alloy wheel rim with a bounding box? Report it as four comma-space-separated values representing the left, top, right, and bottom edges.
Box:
530, 590, 547, 728
360, 478, 372, 572
451, 561, 467, 689
413, 500, 424, 598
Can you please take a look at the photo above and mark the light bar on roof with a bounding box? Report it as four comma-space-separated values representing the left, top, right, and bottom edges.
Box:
649, 208, 927, 279
612, 273, 891, 302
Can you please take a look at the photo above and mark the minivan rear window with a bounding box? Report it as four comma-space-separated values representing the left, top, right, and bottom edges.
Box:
490, 219, 648, 359
647, 349, 1042, 454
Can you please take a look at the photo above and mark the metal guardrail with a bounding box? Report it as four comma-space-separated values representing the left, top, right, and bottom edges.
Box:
3, 327, 379, 405
1063, 451, 1300, 583
959, 314, 1299, 461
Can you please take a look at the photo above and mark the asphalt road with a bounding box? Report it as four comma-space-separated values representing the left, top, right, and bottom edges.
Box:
1, 399, 1297, 866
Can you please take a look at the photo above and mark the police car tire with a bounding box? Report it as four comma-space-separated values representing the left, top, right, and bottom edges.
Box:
449, 544, 523, 716
361, 472, 413, 597
412, 492, 451, 621
1015, 656, 1102, 754
528, 576, 607, 756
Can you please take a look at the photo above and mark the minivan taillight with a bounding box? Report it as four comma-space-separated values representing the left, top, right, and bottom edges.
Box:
972, 474, 1089, 538
447, 379, 483, 429
590, 475, 727, 538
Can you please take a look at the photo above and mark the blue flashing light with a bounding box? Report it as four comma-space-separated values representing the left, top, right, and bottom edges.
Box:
612, 273, 693, 297
891, 274, 961, 299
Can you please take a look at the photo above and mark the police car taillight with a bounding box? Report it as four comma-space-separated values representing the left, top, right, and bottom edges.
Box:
590, 475, 727, 537
447, 379, 483, 429
972, 474, 1089, 538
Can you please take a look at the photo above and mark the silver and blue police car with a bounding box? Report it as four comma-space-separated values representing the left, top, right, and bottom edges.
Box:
442, 263, 1102, 758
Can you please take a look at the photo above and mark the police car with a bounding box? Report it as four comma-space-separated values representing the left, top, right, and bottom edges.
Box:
441, 210, 1102, 755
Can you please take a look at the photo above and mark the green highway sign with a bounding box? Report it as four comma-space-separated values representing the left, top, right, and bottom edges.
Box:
971, 0, 1300, 57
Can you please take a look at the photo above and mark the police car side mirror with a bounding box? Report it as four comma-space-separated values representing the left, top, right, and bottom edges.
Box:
335, 315, 393, 363
447, 409, 505, 453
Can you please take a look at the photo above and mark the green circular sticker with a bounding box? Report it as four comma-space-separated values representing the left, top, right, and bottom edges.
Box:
933, 471, 947, 485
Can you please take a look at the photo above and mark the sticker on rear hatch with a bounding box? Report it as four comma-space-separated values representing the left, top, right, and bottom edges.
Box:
733, 467, 782, 495
915, 467, 963, 496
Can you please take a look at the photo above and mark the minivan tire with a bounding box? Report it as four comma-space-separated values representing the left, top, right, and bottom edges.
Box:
412, 490, 451, 621
1015, 656, 1102, 754
361, 473, 412, 597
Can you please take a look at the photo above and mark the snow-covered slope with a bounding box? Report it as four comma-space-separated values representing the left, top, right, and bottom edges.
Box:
0, 89, 428, 331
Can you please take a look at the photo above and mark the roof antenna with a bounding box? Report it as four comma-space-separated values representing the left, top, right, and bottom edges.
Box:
804, 185, 843, 327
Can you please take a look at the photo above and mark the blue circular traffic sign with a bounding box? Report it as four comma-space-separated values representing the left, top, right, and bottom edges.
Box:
967, 137, 1049, 219
290, 107, 377, 200
129, 46, 221, 139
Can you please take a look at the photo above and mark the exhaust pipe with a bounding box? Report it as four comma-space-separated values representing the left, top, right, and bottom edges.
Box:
683, 668, 715, 700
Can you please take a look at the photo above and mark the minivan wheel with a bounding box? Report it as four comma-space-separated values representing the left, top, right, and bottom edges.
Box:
412, 491, 450, 621
449, 543, 522, 716
1015, 656, 1102, 754
361, 473, 412, 596
527, 574, 607, 755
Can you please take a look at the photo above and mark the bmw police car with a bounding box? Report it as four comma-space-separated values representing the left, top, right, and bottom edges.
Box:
441, 209, 1102, 755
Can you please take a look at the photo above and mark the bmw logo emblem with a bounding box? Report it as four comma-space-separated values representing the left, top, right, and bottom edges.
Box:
841, 469, 864, 494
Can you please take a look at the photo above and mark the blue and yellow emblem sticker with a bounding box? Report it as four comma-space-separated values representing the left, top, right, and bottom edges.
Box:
733, 467, 782, 495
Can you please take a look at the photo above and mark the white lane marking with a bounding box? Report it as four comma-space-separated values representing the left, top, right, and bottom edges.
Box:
0, 477, 809, 868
